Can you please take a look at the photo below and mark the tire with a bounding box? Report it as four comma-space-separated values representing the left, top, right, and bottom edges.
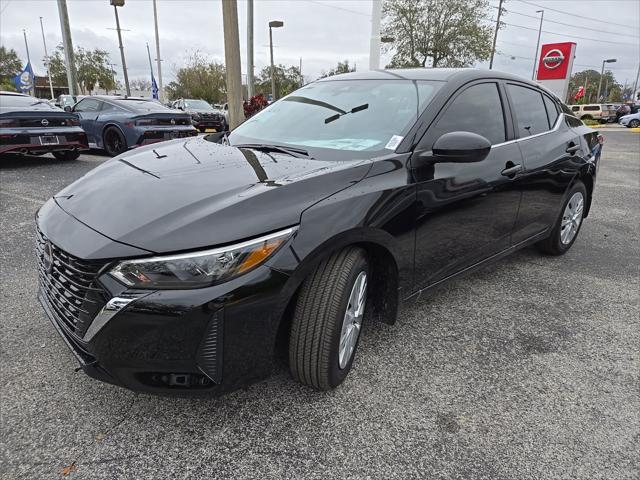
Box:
537, 181, 587, 255
629, 119, 640, 128
52, 150, 80, 161
103, 127, 127, 157
289, 247, 369, 390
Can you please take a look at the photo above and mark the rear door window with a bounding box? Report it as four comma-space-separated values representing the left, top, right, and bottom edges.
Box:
584, 105, 600, 111
507, 84, 550, 136
543, 95, 560, 128
427, 82, 506, 145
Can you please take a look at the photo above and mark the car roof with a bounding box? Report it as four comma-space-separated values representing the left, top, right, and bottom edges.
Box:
315, 68, 563, 102
0, 91, 29, 96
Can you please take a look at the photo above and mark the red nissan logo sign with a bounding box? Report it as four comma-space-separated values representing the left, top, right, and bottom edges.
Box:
536, 42, 575, 81
542, 49, 565, 70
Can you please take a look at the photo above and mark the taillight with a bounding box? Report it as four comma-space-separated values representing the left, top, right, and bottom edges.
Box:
0, 118, 20, 128
136, 119, 156, 126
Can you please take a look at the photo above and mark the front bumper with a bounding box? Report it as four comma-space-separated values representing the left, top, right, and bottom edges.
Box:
36, 202, 293, 396
0, 127, 89, 155
193, 119, 226, 131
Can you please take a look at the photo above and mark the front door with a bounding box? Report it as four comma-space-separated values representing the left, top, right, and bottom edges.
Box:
72, 98, 102, 145
411, 81, 523, 290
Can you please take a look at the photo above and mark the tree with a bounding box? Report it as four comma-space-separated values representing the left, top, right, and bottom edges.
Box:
382, 0, 493, 68
568, 69, 622, 104
166, 52, 226, 103
0, 46, 22, 85
48, 44, 116, 94
255, 64, 301, 98
130, 78, 152, 91
319, 60, 355, 79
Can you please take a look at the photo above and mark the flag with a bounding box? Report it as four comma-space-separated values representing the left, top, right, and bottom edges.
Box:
13, 62, 35, 94
574, 86, 585, 100
151, 74, 159, 100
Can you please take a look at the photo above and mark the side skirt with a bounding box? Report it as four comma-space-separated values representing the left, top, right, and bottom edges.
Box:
401, 229, 550, 306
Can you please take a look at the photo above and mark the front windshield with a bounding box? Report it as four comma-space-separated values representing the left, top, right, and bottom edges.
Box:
185, 99, 213, 110
230, 79, 442, 155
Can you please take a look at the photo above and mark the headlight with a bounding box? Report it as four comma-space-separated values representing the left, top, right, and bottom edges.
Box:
191, 113, 201, 121
108, 227, 296, 289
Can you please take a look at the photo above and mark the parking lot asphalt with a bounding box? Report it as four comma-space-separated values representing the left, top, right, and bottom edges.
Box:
1, 131, 638, 480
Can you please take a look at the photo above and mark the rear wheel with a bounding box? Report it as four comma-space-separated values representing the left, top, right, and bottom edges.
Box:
289, 247, 368, 390
52, 150, 80, 161
103, 127, 127, 157
537, 181, 587, 255
629, 119, 640, 128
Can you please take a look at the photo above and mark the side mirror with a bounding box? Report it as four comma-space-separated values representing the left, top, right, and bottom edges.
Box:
64, 106, 72, 112
431, 131, 491, 163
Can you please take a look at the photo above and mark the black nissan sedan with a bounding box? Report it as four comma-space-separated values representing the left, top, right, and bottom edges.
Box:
1, 91, 88, 160
35, 69, 602, 395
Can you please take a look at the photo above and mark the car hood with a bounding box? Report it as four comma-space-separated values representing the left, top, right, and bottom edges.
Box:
53, 137, 372, 254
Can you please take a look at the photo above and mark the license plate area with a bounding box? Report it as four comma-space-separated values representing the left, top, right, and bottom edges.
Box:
39, 135, 59, 145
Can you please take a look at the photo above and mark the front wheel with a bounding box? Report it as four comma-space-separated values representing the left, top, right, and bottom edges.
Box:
537, 181, 587, 255
629, 119, 640, 128
52, 150, 80, 161
289, 247, 369, 390
103, 127, 127, 157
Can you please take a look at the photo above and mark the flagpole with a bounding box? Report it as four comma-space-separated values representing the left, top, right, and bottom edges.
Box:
146, 42, 157, 100
39, 17, 55, 100
146, 42, 154, 77
23, 29, 33, 95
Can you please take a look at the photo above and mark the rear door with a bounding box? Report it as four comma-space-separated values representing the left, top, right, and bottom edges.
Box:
412, 80, 523, 288
72, 98, 102, 145
505, 83, 584, 243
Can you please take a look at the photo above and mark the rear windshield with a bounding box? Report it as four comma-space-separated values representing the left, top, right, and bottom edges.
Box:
114, 99, 171, 113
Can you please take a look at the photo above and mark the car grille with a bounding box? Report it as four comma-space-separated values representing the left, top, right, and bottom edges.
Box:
201, 113, 222, 121
36, 227, 109, 340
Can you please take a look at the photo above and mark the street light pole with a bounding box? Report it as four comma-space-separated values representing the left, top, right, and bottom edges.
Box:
369, 0, 382, 70
532, 9, 544, 80
152, 0, 163, 102
39, 17, 55, 99
489, 0, 504, 70
597, 58, 617, 102
111, 0, 130, 96
56, 0, 78, 96
268, 20, 283, 101
222, 0, 245, 129
247, 0, 254, 99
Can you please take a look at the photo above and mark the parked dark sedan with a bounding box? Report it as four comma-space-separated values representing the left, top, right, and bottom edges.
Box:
172, 98, 228, 133
1, 91, 88, 160
36, 69, 602, 395
70, 96, 197, 156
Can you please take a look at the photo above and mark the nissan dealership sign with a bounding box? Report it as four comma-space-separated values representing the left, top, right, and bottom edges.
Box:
536, 42, 577, 101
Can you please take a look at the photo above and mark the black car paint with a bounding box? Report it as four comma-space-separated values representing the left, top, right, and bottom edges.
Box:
36, 69, 601, 395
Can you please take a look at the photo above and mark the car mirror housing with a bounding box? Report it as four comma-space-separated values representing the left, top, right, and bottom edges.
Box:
431, 131, 491, 163
64, 106, 72, 113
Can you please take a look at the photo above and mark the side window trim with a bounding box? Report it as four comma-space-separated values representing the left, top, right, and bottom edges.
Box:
418, 79, 508, 148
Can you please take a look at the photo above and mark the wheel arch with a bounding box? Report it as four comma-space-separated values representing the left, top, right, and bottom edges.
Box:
272, 228, 401, 360
101, 123, 128, 150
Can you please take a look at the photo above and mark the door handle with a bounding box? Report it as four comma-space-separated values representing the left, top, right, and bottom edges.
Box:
501, 162, 522, 177
566, 143, 580, 154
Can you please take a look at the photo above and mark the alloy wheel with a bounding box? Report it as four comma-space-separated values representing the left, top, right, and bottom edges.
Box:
560, 192, 584, 245
338, 271, 367, 369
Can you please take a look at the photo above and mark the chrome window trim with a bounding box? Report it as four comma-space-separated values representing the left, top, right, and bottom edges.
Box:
492, 112, 563, 149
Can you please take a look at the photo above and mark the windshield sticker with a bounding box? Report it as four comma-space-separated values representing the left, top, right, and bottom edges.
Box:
293, 138, 381, 151
385, 135, 404, 150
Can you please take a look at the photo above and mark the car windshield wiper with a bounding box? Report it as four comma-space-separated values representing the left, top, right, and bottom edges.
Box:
234, 143, 312, 159
324, 103, 369, 124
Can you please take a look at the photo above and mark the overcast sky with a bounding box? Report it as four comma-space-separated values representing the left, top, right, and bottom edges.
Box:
1, 0, 638, 89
